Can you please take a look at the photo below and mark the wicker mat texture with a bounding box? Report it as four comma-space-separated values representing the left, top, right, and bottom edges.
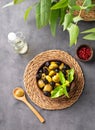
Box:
24, 50, 84, 110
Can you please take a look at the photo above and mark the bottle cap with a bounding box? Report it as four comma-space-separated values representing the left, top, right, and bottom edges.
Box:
8, 32, 16, 41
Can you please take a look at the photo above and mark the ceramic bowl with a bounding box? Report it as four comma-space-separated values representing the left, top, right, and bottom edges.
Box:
76, 44, 93, 62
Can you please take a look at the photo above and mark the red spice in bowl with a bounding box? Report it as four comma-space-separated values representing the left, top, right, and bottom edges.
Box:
76, 45, 93, 61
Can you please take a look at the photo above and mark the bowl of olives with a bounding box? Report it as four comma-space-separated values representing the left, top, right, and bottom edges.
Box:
24, 50, 84, 110
36, 60, 75, 99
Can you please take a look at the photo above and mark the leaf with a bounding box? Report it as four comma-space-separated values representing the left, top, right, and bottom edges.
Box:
70, 5, 81, 11
83, 33, 95, 40
51, 0, 68, 10
67, 23, 79, 46
63, 13, 73, 30
59, 71, 66, 84
36, 2, 42, 29
14, 0, 24, 4
51, 86, 65, 98
67, 68, 74, 83
40, 0, 51, 26
73, 16, 83, 23
68, 0, 76, 6
81, 28, 95, 33
49, 9, 59, 36
59, 8, 66, 24
24, 6, 32, 21
2, 1, 14, 8
62, 85, 69, 98
83, 0, 92, 7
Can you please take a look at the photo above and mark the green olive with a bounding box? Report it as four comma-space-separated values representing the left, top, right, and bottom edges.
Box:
49, 62, 58, 70
46, 75, 52, 82
38, 79, 45, 88
55, 83, 60, 86
52, 73, 60, 82
41, 73, 46, 79
15, 89, 24, 97
43, 84, 52, 92
49, 70, 56, 76
59, 63, 64, 70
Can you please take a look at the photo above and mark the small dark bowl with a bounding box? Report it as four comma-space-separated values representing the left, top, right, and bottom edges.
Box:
76, 44, 93, 62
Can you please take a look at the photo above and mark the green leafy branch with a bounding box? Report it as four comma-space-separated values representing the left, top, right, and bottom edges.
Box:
51, 68, 74, 98
3, 0, 95, 45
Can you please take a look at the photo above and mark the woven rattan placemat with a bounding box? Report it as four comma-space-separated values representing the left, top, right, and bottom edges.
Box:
24, 50, 84, 110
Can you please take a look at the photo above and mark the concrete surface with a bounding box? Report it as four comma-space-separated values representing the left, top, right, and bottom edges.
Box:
0, 0, 95, 130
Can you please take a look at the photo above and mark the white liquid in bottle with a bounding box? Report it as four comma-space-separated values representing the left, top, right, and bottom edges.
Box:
8, 32, 28, 54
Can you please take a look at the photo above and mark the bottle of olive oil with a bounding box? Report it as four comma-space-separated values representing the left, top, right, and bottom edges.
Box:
8, 32, 28, 54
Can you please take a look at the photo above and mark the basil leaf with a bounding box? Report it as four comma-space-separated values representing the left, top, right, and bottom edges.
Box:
59, 71, 66, 84
81, 28, 95, 33
83, 33, 95, 40
51, 86, 65, 98
67, 23, 79, 46
51, 0, 68, 10
63, 13, 73, 30
62, 85, 69, 98
24, 6, 32, 21
49, 9, 59, 36
67, 68, 74, 83
14, 0, 24, 4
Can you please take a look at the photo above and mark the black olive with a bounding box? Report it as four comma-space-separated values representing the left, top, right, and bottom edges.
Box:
36, 73, 41, 80
62, 68, 67, 75
64, 64, 70, 70
43, 78, 48, 84
44, 91, 51, 97
43, 67, 49, 75
66, 87, 70, 92
56, 61, 61, 65
45, 61, 50, 67
39, 69, 43, 73
50, 81, 55, 88
54, 68, 59, 73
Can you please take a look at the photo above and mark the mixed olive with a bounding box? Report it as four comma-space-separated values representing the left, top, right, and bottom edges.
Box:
36, 60, 71, 97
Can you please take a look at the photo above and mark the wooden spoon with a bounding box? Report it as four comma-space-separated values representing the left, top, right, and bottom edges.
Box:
13, 87, 45, 123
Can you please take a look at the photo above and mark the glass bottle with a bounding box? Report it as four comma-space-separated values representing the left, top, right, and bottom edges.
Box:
8, 32, 28, 54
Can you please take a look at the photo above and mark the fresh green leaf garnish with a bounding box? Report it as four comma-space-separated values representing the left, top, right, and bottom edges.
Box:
24, 6, 32, 21
59, 71, 66, 84
67, 68, 74, 83
51, 70, 74, 98
51, 86, 65, 98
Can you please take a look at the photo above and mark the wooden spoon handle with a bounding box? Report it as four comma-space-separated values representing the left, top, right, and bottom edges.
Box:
23, 99, 45, 123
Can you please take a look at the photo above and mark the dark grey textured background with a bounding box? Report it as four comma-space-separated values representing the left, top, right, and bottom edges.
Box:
0, 0, 95, 130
